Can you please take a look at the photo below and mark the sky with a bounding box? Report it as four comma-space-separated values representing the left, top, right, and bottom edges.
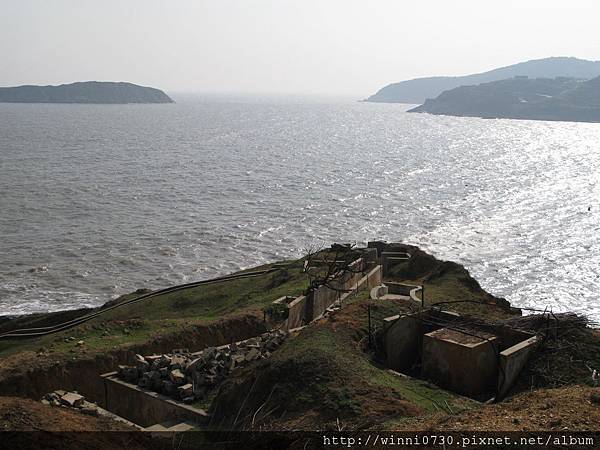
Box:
1, 0, 600, 97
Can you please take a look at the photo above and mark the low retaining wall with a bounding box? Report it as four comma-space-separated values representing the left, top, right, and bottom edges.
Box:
273, 264, 383, 327
306, 263, 382, 321
370, 285, 387, 300
101, 372, 208, 427
370, 282, 422, 303
306, 258, 364, 321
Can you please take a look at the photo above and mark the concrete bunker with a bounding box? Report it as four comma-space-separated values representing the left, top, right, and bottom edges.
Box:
380, 251, 411, 277
382, 308, 539, 401
267, 256, 383, 330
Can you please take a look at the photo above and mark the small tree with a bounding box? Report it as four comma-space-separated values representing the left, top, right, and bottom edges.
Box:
302, 242, 364, 294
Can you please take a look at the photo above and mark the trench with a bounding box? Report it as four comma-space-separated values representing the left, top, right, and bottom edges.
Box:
0, 314, 267, 409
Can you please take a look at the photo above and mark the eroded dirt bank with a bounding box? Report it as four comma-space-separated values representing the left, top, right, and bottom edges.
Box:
0, 314, 266, 405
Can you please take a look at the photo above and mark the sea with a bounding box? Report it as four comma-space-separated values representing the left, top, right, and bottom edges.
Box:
1, 94, 599, 320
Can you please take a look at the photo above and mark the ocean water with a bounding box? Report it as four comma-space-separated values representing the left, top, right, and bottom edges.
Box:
1, 95, 599, 319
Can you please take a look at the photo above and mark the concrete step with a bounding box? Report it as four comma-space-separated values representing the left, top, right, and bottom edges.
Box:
144, 421, 196, 432
144, 423, 169, 432
167, 422, 196, 432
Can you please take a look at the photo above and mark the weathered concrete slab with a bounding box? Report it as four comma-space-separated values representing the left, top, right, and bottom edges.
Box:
422, 328, 499, 399
497, 335, 539, 399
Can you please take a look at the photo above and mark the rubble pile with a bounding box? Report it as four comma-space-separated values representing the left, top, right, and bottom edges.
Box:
116, 330, 288, 403
42, 390, 99, 416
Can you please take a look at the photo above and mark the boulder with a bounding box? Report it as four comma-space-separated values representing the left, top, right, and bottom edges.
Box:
169, 368, 186, 385
161, 381, 177, 396
186, 357, 206, 373
206, 346, 218, 357
60, 392, 84, 408
118, 365, 139, 383
172, 348, 189, 354
170, 355, 186, 370
177, 383, 193, 399
134, 354, 149, 372
245, 348, 260, 362
152, 355, 172, 370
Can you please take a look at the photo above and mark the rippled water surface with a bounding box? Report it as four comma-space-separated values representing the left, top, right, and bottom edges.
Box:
1, 96, 599, 318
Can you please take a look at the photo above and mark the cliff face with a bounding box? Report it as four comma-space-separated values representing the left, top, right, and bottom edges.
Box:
408, 76, 600, 123
365, 57, 600, 104
0, 81, 174, 104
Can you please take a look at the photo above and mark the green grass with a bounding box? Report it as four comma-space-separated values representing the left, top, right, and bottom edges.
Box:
387, 274, 515, 321
211, 298, 476, 429
0, 263, 309, 359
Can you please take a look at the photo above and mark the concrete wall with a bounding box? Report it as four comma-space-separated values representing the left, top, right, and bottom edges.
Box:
285, 295, 306, 330
383, 312, 424, 372
381, 252, 410, 276
366, 265, 382, 288
422, 331, 498, 399
382, 309, 464, 373
362, 248, 379, 268
307, 285, 340, 321
497, 336, 539, 399
381, 308, 539, 401
272, 295, 307, 330
306, 258, 366, 321
101, 373, 207, 427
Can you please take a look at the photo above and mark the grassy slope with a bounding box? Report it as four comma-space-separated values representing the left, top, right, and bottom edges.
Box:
383, 245, 516, 320
0, 262, 308, 359
210, 296, 475, 431
2, 244, 598, 433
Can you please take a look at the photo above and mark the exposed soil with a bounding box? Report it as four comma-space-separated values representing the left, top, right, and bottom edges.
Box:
0, 396, 154, 450
394, 385, 600, 431
0, 396, 130, 431
0, 313, 266, 405
210, 300, 431, 431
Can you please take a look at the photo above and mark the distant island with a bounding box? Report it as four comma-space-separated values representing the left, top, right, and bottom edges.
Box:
0, 81, 174, 104
407, 75, 600, 123
365, 57, 600, 104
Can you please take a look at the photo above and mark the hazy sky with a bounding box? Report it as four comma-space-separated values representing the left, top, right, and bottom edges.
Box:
2, 0, 599, 96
